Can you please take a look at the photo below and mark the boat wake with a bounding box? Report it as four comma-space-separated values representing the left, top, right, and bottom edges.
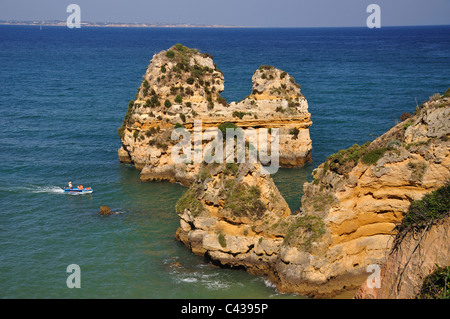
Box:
0, 185, 65, 194
31, 186, 65, 194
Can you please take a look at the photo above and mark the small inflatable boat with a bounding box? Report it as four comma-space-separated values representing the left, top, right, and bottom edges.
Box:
63, 187, 93, 194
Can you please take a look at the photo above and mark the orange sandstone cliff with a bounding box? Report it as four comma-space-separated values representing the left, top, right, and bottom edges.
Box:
175, 91, 450, 298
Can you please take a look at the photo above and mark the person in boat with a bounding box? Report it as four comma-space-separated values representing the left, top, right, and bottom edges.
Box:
68, 181, 73, 189
77, 185, 83, 190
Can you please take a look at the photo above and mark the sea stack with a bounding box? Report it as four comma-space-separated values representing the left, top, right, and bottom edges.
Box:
117, 44, 312, 185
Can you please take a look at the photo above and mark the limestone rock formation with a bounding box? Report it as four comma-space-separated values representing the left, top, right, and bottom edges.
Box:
175, 157, 292, 273
118, 44, 312, 185
276, 92, 450, 296
174, 90, 450, 298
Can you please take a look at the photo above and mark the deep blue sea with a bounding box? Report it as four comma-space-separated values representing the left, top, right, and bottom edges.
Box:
0, 25, 449, 298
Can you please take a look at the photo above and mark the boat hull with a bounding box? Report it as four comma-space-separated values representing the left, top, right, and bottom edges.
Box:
63, 188, 93, 194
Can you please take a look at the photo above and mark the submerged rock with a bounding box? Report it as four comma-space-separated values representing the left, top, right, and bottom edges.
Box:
99, 206, 115, 215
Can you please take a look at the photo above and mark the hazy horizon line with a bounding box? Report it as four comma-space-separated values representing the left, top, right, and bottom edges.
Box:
1, 19, 450, 29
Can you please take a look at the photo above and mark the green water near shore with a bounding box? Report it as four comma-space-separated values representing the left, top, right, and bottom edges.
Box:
1, 25, 448, 298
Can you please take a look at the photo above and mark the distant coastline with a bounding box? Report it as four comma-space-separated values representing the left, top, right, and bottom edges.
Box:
1, 20, 448, 29
0, 20, 253, 28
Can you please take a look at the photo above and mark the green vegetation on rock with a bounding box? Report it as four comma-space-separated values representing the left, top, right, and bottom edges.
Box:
361, 147, 390, 166
118, 100, 135, 139
283, 215, 325, 251
174, 94, 183, 104
399, 183, 450, 231
218, 232, 227, 248
223, 180, 266, 219
218, 122, 239, 137
166, 50, 175, 59
444, 88, 450, 97
176, 184, 205, 217
320, 140, 397, 176
417, 265, 450, 299
232, 111, 247, 119
323, 142, 370, 175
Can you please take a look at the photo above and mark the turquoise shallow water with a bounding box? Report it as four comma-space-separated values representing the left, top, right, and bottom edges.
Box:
0, 25, 449, 298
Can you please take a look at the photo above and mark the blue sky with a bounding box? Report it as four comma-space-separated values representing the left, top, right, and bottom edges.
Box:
1, 0, 449, 27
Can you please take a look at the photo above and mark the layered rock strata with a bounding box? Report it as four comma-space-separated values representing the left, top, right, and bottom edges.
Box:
175, 92, 450, 297
118, 44, 312, 185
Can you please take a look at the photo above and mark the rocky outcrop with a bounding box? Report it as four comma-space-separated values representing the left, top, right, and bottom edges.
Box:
175, 91, 450, 298
278, 93, 450, 296
175, 157, 292, 274
118, 44, 312, 185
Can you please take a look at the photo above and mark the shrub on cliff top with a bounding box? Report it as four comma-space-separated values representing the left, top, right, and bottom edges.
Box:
174, 43, 190, 52
400, 182, 450, 231
322, 141, 395, 176
324, 142, 370, 175
166, 50, 175, 59
223, 181, 266, 219
444, 88, 450, 97
361, 147, 390, 166
258, 65, 274, 72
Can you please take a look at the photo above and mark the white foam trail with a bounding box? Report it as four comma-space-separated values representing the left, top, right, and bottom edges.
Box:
0, 185, 65, 194
30, 186, 65, 194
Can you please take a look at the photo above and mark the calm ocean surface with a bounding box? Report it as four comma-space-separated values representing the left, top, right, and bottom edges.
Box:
0, 25, 449, 298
